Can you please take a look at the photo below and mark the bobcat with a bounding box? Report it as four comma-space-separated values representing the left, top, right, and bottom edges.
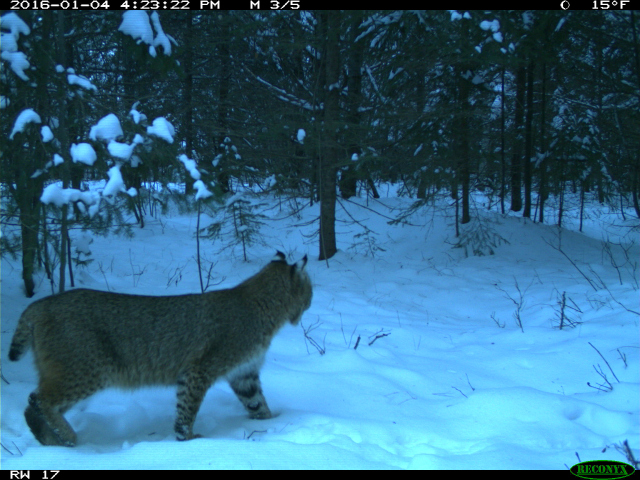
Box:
8, 251, 312, 447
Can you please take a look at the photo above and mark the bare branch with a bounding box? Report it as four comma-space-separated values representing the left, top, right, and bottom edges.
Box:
588, 342, 620, 383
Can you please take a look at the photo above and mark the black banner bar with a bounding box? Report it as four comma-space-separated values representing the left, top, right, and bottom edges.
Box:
6, 1, 634, 10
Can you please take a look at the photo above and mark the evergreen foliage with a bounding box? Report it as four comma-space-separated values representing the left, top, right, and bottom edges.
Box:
1, 11, 638, 293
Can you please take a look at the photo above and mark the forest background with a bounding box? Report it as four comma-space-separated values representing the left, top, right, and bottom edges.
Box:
1, 10, 638, 297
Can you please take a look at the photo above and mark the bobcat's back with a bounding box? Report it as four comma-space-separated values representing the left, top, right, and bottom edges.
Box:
9, 253, 312, 387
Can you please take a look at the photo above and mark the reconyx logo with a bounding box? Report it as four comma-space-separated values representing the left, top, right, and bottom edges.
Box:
570, 460, 635, 480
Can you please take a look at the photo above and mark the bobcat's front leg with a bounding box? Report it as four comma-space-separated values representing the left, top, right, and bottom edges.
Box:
175, 368, 211, 441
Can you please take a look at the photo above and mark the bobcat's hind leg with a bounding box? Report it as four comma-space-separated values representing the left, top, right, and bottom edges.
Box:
28, 366, 107, 446
25, 393, 77, 447
228, 371, 272, 420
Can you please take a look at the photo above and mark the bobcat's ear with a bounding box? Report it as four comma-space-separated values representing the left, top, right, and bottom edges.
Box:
272, 251, 287, 263
294, 255, 308, 271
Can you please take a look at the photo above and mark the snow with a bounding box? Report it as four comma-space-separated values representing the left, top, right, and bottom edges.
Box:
108, 135, 143, 161
179, 154, 201, 180
130, 108, 146, 125
118, 11, 174, 58
2, 51, 30, 80
194, 180, 213, 201
480, 20, 500, 33
70, 142, 97, 166
103, 166, 129, 198
9, 108, 41, 140
2, 190, 638, 470
40, 183, 98, 208
66, 68, 97, 92
297, 128, 306, 144
75, 233, 93, 256
149, 11, 173, 57
147, 117, 175, 143
1, 12, 30, 37
40, 126, 53, 142
89, 114, 124, 143
68, 72, 98, 92
179, 155, 213, 200
119, 11, 154, 48
0, 12, 31, 80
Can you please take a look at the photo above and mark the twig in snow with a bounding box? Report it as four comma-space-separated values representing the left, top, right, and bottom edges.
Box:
490, 311, 505, 328
465, 373, 475, 391
1, 441, 21, 456
452, 386, 468, 398
368, 329, 391, 346
339, 314, 359, 349
494, 277, 530, 332
588, 342, 620, 383
615, 440, 640, 469
302, 319, 326, 355
617, 348, 628, 368
542, 237, 602, 292
246, 429, 267, 440
555, 291, 582, 329
587, 364, 614, 392
97, 261, 111, 291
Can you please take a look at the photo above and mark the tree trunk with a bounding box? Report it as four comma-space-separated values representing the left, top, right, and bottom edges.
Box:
57, 11, 69, 293
183, 11, 195, 196
510, 65, 526, 212
523, 61, 534, 218
500, 67, 506, 215
339, 12, 365, 200
217, 16, 232, 193
458, 67, 471, 225
538, 62, 548, 223
19, 199, 40, 298
319, 12, 340, 261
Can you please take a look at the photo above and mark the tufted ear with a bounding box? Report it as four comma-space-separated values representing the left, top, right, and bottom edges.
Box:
272, 251, 287, 263
290, 255, 308, 279
295, 255, 308, 271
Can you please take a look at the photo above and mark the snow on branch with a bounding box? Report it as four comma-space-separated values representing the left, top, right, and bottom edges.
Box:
118, 11, 177, 58
147, 117, 175, 143
0, 12, 31, 81
9, 108, 41, 140
178, 154, 213, 201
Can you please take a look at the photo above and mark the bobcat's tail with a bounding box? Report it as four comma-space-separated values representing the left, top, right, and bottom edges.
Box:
9, 305, 36, 361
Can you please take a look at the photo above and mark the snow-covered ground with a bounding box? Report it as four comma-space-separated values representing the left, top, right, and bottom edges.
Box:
1, 189, 638, 470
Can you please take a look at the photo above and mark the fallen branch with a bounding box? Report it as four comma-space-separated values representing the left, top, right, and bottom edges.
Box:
368, 329, 391, 346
